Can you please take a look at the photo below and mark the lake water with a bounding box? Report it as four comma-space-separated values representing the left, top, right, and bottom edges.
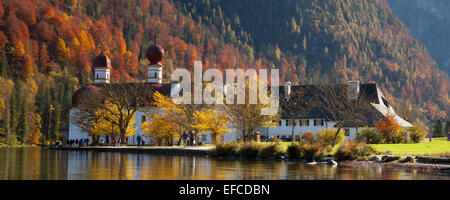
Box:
0, 147, 449, 180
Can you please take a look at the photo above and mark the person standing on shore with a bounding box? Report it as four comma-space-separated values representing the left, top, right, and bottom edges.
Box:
182, 132, 188, 147
137, 135, 142, 148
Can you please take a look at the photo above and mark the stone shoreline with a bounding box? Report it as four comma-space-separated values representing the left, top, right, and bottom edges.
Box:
52, 146, 215, 156
339, 160, 450, 174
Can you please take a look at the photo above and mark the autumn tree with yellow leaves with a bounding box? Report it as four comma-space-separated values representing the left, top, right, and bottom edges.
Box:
225, 75, 279, 143
149, 91, 207, 146
89, 104, 138, 141
192, 109, 231, 144
142, 114, 180, 146
73, 83, 150, 145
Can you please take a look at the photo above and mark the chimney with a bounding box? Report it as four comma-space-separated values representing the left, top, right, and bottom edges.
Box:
284, 82, 291, 100
347, 81, 360, 100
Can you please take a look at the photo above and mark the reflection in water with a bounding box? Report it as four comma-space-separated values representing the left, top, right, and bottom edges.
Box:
0, 148, 449, 180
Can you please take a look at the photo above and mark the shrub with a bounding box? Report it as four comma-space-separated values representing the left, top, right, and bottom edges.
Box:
356, 127, 384, 144
287, 143, 302, 159
301, 131, 315, 144
213, 143, 239, 157
6, 137, 18, 145
398, 129, 410, 143
375, 114, 402, 143
391, 131, 406, 144
317, 128, 345, 146
334, 140, 376, 161
258, 142, 284, 159
297, 142, 331, 161
239, 142, 260, 158
408, 125, 428, 143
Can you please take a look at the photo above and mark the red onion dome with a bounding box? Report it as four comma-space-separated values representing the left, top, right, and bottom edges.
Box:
93, 52, 111, 69
146, 42, 164, 65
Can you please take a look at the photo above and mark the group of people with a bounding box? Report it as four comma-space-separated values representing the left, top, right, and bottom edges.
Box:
98, 137, 122, 147
136, 135, 145, 147
66, 135, 147, 147
182, 132, 197, 146
67, 138, 90, 147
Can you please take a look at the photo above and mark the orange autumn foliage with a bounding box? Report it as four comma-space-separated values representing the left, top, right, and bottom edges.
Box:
374, 114, 402, 143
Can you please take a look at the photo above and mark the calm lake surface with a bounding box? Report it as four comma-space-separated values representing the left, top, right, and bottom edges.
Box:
0, 147, 449, 180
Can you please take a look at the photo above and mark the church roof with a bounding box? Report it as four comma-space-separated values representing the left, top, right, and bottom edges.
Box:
71, 83, 172, 107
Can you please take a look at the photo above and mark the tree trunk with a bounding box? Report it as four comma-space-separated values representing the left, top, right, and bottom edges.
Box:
291, 122, 296, 142
189, 131, 194, 146
248, 128, 254, 143
332, 127, 342, 147
92, 135, 98, 145
120, 127, 126, 145
176, 135, 183, 146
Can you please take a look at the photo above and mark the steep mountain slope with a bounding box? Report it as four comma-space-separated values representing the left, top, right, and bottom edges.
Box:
388, 0, 450, 75
176, 0, 449, 123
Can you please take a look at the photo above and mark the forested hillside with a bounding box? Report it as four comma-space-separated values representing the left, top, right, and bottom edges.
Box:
0, 0, 447, 144
0, 0, 259, 143
176, 0, 449, 123
387, 0, 450, 75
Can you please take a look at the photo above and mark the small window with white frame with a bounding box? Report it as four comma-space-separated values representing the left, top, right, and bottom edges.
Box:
288, 119, 296, 126
303, 119, 310, 126
314, 119, 324, 126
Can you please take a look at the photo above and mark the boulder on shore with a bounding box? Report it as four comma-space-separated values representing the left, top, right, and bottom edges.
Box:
306, 161, 317, 165
400, 156, 415, 163
381, 155, 401, 162
369, 156, 381, 162
327, 160, 338, 166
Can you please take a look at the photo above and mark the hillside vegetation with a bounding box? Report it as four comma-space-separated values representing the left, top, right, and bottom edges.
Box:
176, 0, 449, 123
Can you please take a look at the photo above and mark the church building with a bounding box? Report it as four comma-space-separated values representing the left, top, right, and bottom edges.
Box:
67, 43, 412, 145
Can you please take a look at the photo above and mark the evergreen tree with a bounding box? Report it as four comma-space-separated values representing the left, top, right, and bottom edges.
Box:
432, 119, 445, 138
40, 88, 52, 143
0, 54, 8, 78
50, 103, 61, 141
9, 81, 22, 137
38, 53, 45, 73
3, 95, 11, 144
445, 121, 450, 136
16, 100, 29, 143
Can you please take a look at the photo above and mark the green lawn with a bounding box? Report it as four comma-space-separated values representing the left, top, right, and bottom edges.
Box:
371, 137, 450, 156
